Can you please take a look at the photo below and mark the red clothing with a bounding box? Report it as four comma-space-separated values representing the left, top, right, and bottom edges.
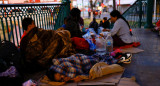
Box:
156, 20, 160, 27
20, 31, 27, 42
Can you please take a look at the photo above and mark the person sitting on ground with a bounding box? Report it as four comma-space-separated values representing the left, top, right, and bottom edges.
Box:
102, 17, 110, 29
57, 16, 82, 38
70, 8, 84, 29
108, 10, 133, 47
20, 18, 76, 73
89, 17, 99, 33
99, 20, 103, 27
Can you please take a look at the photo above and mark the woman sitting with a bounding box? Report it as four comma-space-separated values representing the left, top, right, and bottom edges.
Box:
109, 10, 133, 47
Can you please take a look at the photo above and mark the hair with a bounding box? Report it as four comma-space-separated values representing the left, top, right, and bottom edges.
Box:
110, 10, 133, 36
70, 8, 81, 23
93, 17, 96, 22
46, 69, 56, 81
103, 17, 107, 21
22, 18, 33, 30
65, 16, 82, 38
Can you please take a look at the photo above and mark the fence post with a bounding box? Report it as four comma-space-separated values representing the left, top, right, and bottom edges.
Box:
144, 0, 154, 28
138, 0, 142, 28
62, 0, 70, 17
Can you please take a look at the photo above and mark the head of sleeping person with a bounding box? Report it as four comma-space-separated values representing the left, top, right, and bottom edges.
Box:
46, 69, 71, 82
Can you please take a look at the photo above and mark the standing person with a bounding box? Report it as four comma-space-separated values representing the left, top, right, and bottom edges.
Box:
88, 8, 91, 19
89, 17, 99, 33
109, 10, 133, 47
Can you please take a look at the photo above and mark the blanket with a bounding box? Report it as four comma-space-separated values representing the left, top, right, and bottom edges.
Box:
41, 62, 124, 85
50, 54, 98, 78
20, 27, 76, 69
113, 42, 140, 50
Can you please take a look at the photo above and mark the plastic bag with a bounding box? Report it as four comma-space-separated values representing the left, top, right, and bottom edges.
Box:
83, 31, 96, 51
98, 27, 104, 34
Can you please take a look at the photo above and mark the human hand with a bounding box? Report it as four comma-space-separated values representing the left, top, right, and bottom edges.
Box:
103, 29, 110, 32
71, 76, 82, 82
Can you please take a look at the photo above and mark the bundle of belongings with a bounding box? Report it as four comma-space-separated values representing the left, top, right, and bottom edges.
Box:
0, 41, 23, 86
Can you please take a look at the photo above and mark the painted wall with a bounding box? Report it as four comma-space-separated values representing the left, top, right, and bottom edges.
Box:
9, 0, 27, 4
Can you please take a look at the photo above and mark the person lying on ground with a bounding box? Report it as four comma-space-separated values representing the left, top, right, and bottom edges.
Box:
46, 53, 121, 82
20, 18, 76, 73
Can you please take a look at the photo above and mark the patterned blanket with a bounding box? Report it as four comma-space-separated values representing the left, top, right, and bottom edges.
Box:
50, 54, 98, 78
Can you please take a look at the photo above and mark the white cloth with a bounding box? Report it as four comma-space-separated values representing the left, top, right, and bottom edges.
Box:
110, 18, 133, 43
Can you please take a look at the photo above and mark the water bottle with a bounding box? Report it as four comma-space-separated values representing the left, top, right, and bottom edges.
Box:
95, 36, 106, 55
105, 32, 113, 55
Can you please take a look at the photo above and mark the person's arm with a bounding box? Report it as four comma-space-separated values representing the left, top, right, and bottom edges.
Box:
71, 76, 83, 82
110, 20, 121, 36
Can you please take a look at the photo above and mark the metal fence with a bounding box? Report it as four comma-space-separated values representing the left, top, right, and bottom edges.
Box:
122, 0, 147, 28
123, 0, 160, 28
154, 0, 160, 22
0, 1, 70, 46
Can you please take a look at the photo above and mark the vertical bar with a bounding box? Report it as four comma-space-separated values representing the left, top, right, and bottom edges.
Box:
144, 0, 154, 28
50, 6, 54, 30
43, 6, 46, 29
1, 18, 6, 40
13, 7, 19, 46
46, 12, 49, 29
139, 0, 142, 28
38, 7, 41, 28
9, 16, 15, 43
5, 17, 10, 41
44, 8, 47, 29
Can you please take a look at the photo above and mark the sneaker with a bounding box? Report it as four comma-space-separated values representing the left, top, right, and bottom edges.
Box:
118, 53, 132, 63
123, 59, 131, 64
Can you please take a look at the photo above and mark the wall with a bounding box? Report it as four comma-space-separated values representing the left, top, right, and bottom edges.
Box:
9, 0, 27, 4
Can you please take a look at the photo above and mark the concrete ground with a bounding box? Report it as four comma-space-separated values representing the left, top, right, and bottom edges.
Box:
122, 29, 160, 86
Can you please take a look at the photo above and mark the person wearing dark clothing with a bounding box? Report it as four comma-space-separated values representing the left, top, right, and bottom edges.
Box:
89, 17, 98, 33
69, 8, 84, 26
99, 20, 103, 27
102, 17, 110, 29
20, 18, 76, 73
57, 16, 83, 38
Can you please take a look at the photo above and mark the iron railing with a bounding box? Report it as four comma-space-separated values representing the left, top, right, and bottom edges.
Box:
122, 0, 147, 28
154, 0, 160, 23
123, 0, 160, 28
0, 1, 70, 46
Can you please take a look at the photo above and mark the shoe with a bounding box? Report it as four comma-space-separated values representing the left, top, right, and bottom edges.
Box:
123, 58, 131, 64
118, 53, 132, 64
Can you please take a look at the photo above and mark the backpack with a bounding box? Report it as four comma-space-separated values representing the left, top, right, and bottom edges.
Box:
0, 40, 23, 86
0, 40, 22, 71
